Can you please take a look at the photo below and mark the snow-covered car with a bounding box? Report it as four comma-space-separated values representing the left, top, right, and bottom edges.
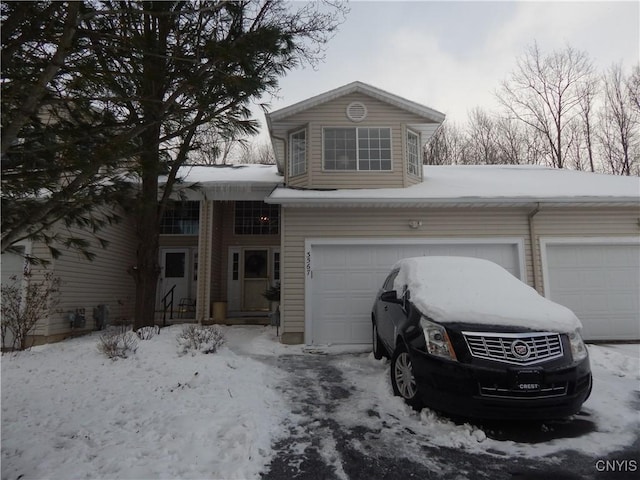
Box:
371, 256, 592, 420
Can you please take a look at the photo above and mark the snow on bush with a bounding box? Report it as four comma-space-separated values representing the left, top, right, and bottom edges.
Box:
97, 330, 139, 359
136, 325, 160, 340
176, 324, 225, 356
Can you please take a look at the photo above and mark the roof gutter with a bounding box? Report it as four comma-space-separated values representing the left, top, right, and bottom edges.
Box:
264, 194, 640, 207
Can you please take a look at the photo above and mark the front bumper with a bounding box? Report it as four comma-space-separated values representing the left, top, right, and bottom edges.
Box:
409, 346, 592, 420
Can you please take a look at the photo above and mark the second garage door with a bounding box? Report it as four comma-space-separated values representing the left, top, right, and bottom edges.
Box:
543, 240, 640, 341
308, 240, 523, 345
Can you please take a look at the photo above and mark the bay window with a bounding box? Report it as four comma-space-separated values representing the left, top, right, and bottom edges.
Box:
323, 127, 392, 171
407, 130, 420, 177
290, 129, 307, 176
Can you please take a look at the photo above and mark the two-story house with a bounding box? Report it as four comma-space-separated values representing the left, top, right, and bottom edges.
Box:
165, 81, 639, 346
8, 81, 639, 347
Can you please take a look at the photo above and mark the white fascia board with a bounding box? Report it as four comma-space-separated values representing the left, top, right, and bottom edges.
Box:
172, 183, 279, 201
265, 194, 640, 207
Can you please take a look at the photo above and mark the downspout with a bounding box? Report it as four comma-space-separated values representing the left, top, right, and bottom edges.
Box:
271, 135, 286, 176
528, 203, 542, 293
195, 195, 213, 324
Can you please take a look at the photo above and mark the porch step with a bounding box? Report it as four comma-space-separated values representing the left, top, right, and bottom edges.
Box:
217, 317, 270, 326
153, 311, 269, 327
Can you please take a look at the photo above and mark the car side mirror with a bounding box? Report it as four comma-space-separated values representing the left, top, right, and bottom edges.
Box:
380, 290, 403, 304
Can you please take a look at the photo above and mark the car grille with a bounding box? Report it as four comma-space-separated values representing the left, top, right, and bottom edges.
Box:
479, 382, 568, 399
462, 331, 564, 366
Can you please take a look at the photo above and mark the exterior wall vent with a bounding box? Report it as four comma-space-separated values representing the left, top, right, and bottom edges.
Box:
346, 102, 367, 122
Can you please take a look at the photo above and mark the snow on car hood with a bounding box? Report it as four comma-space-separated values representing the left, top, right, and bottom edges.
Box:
392, 256, 582, 333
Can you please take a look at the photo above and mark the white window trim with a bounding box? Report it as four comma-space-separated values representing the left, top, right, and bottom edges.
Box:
322, 126, 393, 172
289, 128, 307, 177
406, 129, 421, 178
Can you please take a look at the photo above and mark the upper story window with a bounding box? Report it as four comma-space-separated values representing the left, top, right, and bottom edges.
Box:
323, 127, 392, 171
289, 129, 307, 177
160, 201, 199, 235
407, 130, 420, 177
234, 201, 279, 235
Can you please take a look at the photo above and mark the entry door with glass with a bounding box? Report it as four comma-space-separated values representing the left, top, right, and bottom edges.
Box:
160, 248, 190, 307
242, 249, 270, 311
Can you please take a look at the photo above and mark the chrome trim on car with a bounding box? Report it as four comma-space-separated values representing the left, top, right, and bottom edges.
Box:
479, 383, 568, 399
462, 331, 564, 366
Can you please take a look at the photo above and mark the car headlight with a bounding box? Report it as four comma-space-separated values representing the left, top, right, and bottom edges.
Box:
569, 329, 588, 362
420, 318, 457, 361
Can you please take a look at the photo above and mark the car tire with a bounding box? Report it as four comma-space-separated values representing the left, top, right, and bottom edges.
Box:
372, 321, 385, 360
391, 344, 423, 409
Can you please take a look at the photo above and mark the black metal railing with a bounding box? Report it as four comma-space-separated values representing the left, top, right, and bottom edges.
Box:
162, 285, 176, 327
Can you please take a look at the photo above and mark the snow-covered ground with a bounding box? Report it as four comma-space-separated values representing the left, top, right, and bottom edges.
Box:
2, 326, 639, 480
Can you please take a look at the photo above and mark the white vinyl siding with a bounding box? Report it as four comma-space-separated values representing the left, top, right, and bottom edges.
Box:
279, 205, 639, 343
279, 206, 533, 340
271, 92, 434, 189
406, 130, 420, 178
43, 213, 137, 338
323, 127, 392, 171
289, 129, 307, 177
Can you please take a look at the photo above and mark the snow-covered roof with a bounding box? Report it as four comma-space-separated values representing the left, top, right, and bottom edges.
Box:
165, 164, 281, 185
160, 164, 639, 206
161, 164, 282, 201
267, 165, 640, 206
393, 256, 581, 333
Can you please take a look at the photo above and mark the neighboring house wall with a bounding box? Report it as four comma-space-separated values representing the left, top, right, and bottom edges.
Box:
272, 92, 429, 190
279, 206, 534, 342
30, 214, 137, 344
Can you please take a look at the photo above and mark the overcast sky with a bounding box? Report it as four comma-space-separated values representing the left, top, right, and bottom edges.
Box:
253, 0, 639, 139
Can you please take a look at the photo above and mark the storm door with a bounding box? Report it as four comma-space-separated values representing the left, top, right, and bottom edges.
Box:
242, 249, 270, 311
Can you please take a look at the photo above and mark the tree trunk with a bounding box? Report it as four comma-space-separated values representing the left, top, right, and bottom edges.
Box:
132, 183, 161, 329
130, 2, 170, 329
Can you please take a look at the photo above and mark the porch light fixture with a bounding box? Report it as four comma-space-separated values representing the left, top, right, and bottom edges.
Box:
408, 220, 423, 229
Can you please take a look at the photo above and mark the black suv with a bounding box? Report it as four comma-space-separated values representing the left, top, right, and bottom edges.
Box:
371, 256, 592, 420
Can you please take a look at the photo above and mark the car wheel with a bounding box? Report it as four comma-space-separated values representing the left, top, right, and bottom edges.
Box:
372, 321, 385, 360
391, 344, 423, 409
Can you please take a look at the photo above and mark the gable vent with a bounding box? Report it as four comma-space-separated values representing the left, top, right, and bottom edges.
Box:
346, 102, 367, 122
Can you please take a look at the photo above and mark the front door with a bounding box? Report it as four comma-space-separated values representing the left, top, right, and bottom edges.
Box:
242, 249, 270, 311
160, 248, 190, 307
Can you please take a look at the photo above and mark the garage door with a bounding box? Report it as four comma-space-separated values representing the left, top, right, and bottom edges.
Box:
543, 241, 640, 341
308, 240, 523, 345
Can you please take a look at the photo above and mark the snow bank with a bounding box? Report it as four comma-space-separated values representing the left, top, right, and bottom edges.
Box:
1, 326, 290, 480
392, 256, 581, 332
2, 325, 637, 479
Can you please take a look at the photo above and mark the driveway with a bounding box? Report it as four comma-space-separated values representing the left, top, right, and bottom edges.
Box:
260, 353, 639, 480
